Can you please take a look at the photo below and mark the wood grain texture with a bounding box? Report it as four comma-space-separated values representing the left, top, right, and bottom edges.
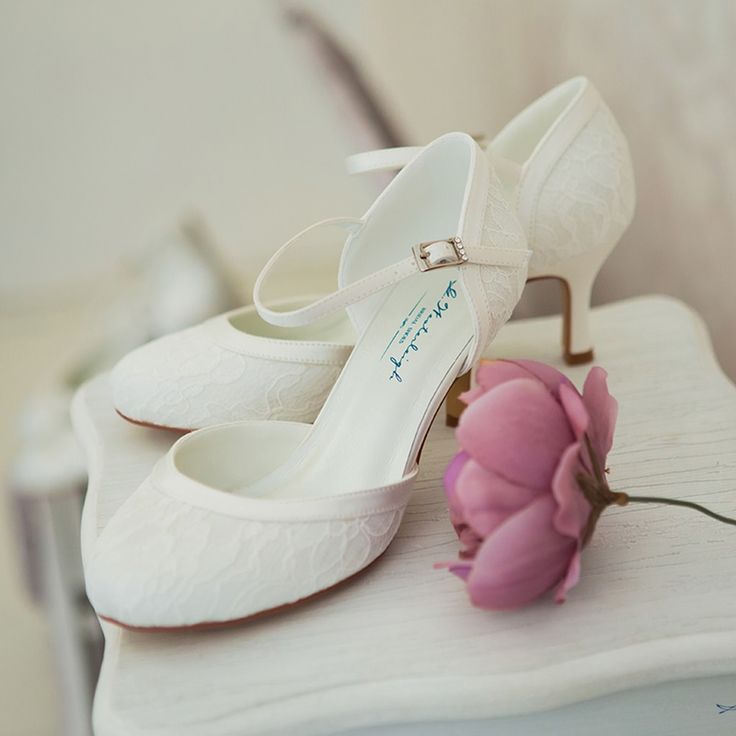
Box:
73, 296, 736, 736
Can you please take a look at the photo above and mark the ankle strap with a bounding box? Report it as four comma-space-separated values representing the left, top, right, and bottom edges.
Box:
345, 146, 423, 175
346, 145, 524, 190
254, 218, 530, 328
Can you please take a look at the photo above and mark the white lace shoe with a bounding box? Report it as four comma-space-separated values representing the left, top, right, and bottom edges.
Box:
111, 76, 634, 432
85, 132, 531, 629
348, 76, 635, 364
111, 300, 353, 431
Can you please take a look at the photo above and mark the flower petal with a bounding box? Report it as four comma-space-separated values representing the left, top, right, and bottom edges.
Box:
582, 367, 618, 460
465, 495, 577, 610
559, 383, 589, 441
551, 442, 592, 540
508, 359, 577, 396
554, 548, 582, 603
454, 459, 541, 538
475, 359, 575, 398
458, 386, 486, 405
448, 562, 472, 581
444, 451, 470, 524
456, 525, 483, 557
474, 360, 536, 392
457, 378, 575, 489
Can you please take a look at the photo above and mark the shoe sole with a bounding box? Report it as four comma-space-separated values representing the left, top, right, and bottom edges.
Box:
115, 409, 192, 434
97, 547, 390, 633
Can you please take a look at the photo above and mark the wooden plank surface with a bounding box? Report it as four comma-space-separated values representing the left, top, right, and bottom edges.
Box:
73, 296, 736, 736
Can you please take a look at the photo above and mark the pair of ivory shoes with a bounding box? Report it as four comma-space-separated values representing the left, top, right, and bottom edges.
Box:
86, 77, 635, 629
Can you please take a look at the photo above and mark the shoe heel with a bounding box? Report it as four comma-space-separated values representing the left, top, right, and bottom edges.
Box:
447, 241, 615, 426
547, 242, 614, 366
445, 372, 471, 427
560, 272, 595, 365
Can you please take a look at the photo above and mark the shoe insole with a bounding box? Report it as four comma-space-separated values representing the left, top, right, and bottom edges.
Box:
232, 138, 478, 500
228, 301, 356, 345
237, 263, 473, 500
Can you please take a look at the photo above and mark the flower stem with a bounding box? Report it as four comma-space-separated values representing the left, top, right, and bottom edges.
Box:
620, 493, 736, 526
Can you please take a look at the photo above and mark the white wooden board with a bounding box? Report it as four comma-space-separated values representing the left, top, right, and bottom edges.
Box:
73, 296, 736, 736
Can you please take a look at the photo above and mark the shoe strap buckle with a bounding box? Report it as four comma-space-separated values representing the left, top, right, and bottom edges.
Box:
413, 237, 468, 271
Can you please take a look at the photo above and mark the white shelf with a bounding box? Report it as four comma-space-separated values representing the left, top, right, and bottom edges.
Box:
73, 296, 736, 735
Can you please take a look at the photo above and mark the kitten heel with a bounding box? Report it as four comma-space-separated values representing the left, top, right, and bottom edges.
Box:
447, 239, 615, 429
545, 242, 614, 366
560, 267, 595, 366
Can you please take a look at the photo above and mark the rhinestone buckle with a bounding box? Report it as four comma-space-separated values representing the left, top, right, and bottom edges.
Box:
412, 237, 468, 272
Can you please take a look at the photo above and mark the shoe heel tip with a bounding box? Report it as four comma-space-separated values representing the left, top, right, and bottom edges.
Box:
564, 349, 594, 366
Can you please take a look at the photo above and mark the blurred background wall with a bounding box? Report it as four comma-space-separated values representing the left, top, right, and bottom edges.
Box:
1, 1, 735, 733
2, 0, 736, 371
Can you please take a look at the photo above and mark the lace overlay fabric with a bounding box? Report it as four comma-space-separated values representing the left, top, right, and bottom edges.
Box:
112, 327, 346, 429
86, 480, 405, 625
530, 103, 636, 273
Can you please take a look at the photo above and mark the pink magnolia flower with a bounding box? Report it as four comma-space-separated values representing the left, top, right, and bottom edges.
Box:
441, 359, 618, 610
